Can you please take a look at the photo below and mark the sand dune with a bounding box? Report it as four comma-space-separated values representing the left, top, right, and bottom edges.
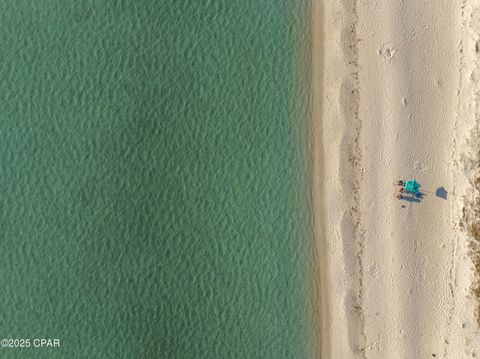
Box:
314, 0, 480, 357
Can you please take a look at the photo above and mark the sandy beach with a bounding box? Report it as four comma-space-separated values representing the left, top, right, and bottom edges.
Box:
314, 0, 480, 357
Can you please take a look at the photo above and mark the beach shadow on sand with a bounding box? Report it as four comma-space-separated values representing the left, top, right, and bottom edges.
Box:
436, 187, 447, 200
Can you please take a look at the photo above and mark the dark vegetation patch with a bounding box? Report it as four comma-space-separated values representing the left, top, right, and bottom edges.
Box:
463, 178, 480, 326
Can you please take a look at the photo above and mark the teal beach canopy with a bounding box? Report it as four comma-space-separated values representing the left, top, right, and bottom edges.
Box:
404, 180, 420, 193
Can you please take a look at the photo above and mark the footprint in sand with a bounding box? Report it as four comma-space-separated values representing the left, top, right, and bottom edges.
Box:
413, 160, 428, 174
367, 262, 379, 277
377, 44, 395, 60
470, 71, 480, 83
471, 9, 480, 34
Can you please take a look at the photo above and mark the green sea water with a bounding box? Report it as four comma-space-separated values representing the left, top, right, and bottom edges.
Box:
0, 1, 315, 358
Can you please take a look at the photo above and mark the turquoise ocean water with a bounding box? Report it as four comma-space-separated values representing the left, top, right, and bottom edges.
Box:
0, 1, 315, 358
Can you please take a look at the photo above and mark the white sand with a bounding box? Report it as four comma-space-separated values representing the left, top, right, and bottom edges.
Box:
314, 0, 480, 357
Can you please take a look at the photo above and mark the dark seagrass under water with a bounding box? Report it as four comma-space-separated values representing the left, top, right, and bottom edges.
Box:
0, 1, 315, 357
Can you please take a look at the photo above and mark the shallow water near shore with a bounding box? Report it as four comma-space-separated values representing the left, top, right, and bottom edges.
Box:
0, 1, 315, 358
